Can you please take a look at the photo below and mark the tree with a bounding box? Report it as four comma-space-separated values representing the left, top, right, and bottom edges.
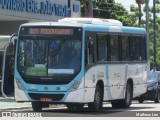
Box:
92, 0, 137, 26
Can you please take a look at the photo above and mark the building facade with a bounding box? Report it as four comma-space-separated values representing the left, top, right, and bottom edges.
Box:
0, 0, 81, 35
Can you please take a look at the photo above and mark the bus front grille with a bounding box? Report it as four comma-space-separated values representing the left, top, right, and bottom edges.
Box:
28, 93, 64, 101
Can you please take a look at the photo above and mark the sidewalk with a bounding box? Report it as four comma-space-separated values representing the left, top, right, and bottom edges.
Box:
0, 96, 31, 110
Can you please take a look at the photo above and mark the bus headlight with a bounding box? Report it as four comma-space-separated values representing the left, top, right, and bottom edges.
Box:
68, 80, 81, 92
16, 80, 25, 90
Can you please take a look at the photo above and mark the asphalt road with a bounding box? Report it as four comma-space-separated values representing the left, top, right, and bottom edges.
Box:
1, 101, 160, 117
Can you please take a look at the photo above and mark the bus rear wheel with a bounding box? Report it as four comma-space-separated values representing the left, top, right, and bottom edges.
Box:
88, 85, 102, 111
121, 82, 132, 108
32, 102, 43, 111
111, 83, 132, 108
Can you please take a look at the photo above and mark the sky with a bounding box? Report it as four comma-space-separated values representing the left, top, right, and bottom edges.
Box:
114, 0, 153, 12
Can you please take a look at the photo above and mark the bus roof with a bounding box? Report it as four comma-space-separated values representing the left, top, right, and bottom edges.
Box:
21, 18, 122, 27
21, 18, 146, 35
0, 36, 10, 51
21, 22, 84, 27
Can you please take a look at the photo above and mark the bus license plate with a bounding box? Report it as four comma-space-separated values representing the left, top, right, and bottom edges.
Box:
40, 98, 52, 102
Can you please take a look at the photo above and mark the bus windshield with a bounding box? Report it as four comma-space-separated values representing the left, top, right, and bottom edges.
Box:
17, 27, 82, 77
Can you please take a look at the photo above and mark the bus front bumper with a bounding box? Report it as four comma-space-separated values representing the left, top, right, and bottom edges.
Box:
15, 87, 86, 103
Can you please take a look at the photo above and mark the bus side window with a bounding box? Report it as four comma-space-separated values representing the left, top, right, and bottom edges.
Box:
110, 35, 119, 61
141, 37, 147, 60
131, 37, 142, 61
122, 36, 130, 61
97, 34, 107, 61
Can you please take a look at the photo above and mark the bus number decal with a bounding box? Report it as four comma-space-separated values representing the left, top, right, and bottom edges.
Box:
56, 87, 61, 90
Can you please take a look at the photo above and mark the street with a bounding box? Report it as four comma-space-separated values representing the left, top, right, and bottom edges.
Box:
1, 101, 160, 117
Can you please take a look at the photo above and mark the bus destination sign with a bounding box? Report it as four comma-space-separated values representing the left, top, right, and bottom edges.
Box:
29, 28, 73, 35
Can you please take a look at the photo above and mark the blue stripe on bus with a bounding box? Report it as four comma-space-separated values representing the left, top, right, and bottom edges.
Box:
106, 65, 112, 99
121, 27, 146, 34
83, 25, 146, 35
83, 24, 110, 32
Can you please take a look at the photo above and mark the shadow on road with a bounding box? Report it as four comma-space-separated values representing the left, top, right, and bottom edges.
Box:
39, 105, 155, 117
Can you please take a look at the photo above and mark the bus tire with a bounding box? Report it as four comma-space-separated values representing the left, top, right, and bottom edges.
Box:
154, 91, 160, 103
88, 85, 102, 111
121, 82, 132, 108
66, 103, 84, 110
111, 100, 121, 108
112, 83, 132, 108
138, 99, 144, 103
32, 102, 43, 111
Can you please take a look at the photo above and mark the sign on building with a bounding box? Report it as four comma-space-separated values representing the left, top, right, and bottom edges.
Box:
0, 0, 81, 21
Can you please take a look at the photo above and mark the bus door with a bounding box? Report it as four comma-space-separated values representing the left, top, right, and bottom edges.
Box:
84, 32, 96, 102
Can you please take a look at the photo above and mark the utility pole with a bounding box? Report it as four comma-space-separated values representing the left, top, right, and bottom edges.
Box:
68, 0, 71, 17
136, 0, 143, 27
153, 0, 156, 66
88, 0, 93, 17
146, 0, 149, 68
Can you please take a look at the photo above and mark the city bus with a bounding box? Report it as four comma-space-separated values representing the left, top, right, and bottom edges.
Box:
0, 35, 17, 98
14, 18, 149, 111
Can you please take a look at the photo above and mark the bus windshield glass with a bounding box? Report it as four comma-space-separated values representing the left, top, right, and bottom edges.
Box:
17, 27, 82, 77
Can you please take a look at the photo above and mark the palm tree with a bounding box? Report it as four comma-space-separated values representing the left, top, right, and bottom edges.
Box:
136, 0, 144, 27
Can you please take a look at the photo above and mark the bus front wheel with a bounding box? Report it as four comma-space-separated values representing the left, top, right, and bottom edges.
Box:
32, 102, 43, 111
88, 85, 102, 111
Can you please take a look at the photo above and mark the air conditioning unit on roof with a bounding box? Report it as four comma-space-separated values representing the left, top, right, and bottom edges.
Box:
58, 18, 122, 26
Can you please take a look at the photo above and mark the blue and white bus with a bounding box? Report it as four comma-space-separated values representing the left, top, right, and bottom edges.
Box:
14, 18, 149, 111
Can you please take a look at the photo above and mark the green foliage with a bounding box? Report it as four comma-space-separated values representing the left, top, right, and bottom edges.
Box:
92, 0, 137, 26
139, 0, 160, 70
